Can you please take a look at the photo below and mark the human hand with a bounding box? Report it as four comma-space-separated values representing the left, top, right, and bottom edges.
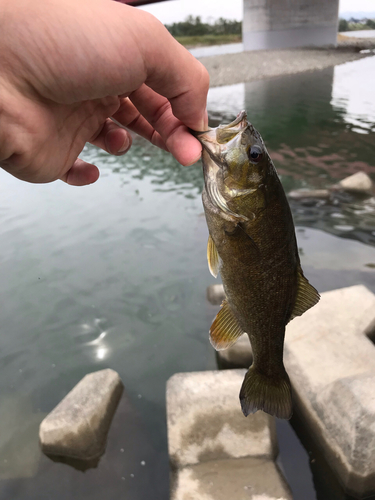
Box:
0, 0, 209, 185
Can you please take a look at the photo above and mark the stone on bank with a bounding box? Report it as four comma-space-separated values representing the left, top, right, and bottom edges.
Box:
39, 368, 123, 461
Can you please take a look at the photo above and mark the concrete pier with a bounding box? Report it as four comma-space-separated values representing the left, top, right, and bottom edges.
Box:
243, 0, 340, 51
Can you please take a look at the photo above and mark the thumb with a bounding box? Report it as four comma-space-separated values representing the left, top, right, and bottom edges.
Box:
60, 159, 100, 186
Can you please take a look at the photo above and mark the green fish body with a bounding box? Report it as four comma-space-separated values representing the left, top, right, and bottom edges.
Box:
194, 111, 320, 419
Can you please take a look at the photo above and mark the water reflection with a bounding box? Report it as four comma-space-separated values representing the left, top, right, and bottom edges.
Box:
101, 57, 375, 251
332, 57, 375, 133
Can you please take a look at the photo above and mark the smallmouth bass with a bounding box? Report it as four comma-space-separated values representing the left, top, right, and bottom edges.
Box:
194, 111, 320, 419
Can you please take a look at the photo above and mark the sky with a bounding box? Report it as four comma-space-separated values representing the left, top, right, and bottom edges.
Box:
139, 0, 375, 24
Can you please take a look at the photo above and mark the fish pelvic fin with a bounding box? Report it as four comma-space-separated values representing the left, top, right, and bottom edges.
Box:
239, 365, 292, 420
207, 235, 220, 278
209, 299, 245, 351
289, 267, 320, 321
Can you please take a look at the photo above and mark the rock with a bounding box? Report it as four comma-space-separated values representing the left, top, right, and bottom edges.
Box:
206, 284, 225, 305
171, 457, 292, 500
338, 171, 373, 193
216, 334, 253, 369
284, 285, 375, 498
166, 370, 277, 469
39, 368, 123, 461
288, 189, 331, 200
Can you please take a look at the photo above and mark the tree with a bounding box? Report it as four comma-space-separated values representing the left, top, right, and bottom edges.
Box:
338, 18, 349, 32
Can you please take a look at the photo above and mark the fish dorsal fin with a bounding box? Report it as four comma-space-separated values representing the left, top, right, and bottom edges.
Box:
207, 235, 220, 278
289, 268, 320, 321
210, 299, 245, 351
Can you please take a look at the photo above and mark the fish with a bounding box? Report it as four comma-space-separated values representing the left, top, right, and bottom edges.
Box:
193, 111, 320, 419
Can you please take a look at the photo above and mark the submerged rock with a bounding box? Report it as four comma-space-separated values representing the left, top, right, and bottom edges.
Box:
288, 171, 374, 201
39, 369, 123, 461
288, 189, 331, 200
338, 171, 373, 193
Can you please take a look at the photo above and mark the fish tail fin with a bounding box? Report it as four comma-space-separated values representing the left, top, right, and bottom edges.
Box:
239, 365, 292, 420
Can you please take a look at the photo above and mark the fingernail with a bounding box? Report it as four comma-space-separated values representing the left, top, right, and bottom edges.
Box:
200, 110, 209, 131
118, 136, 130, 153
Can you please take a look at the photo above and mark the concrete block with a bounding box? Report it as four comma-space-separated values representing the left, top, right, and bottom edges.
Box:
284, 285, 375, 497
167, 370, 277, 469
217, 334, 253, 370
338, 171, 373, 193
171, 457, 292, 500
39, 368, 123, 461
206, 284, 225, 305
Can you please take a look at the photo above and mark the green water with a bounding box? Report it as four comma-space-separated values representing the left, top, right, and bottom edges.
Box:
0, 56, 374, 500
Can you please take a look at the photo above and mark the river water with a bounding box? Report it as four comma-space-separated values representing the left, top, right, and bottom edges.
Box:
0, 56, 374, 500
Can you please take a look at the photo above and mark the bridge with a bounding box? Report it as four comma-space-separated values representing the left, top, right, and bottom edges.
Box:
123, 0, 340, 51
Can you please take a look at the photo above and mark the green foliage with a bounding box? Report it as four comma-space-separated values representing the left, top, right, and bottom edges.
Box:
165, 16, 242, 37
175, 34, 241, 48
339, 17, 375, 32
339, 18, 349, 32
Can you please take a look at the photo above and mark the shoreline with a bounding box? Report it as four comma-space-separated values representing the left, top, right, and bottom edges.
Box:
197, 36, 375, 88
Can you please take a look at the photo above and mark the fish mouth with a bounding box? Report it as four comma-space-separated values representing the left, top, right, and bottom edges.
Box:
191, 110, 248, 147
219, 110, 248, 131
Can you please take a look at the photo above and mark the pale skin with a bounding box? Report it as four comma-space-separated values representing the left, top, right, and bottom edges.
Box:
0, 0, 209, 185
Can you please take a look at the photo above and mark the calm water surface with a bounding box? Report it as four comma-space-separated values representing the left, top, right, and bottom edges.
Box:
1, 56, 375, 500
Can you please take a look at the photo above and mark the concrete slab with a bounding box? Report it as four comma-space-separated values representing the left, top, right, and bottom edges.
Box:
167, 370, 277, 469
171, 457, 292, 500
39, 368, 123, 461
284, 285, 375, 497
217, 334, 253, 370
206, 284, 225, 305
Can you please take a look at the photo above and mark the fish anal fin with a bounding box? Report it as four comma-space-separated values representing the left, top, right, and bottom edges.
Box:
240, 365, 292, 420
207, 235, 220, 278
209, 299, 244, 351
289, 268, 320, 321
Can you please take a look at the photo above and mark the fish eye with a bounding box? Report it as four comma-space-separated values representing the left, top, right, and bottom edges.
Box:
248, 145, 263, 163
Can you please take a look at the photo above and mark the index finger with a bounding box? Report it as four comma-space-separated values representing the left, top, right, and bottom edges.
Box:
110, 3, 210, 131
142, 24, 210, 132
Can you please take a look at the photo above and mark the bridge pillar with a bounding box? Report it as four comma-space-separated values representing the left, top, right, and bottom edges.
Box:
243, 0, 340, 51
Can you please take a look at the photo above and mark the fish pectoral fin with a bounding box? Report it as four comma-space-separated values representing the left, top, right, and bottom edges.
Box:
207, 235, 220, 278
209, 299, 245, 351
289, 268, 320, 321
